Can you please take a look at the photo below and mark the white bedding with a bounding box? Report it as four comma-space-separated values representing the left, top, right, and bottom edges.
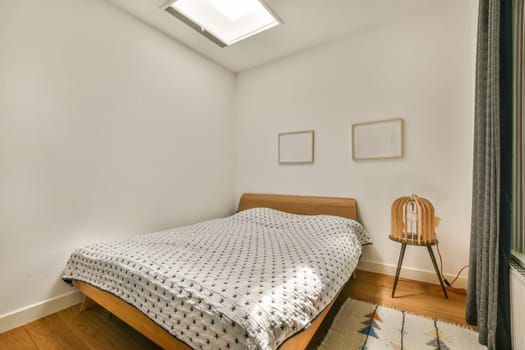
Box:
62, 208, 369, 350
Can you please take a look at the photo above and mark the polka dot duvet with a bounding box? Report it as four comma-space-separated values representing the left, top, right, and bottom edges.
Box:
62, 208, 368, 350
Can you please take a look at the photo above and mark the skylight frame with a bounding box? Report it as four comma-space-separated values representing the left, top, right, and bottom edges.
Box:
162, 0, 281, 48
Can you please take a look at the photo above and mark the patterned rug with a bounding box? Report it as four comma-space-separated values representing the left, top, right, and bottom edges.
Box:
314, 299, 487, 350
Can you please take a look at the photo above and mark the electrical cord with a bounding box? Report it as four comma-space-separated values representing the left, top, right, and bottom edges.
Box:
434, 232, 469, 289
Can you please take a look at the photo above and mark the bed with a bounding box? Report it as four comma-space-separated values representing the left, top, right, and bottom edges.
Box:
62, 193, 369, 350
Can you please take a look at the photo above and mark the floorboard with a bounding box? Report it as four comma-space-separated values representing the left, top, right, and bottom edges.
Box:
0, 327, 38, 350
24, 313, 92, 350
0, 270, 469, 349
348, 270, 469, 326
57, 304, 161, 350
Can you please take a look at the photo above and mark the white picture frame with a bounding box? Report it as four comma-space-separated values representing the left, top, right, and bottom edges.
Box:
352, 118, 404, 160
278, 130, 314, 164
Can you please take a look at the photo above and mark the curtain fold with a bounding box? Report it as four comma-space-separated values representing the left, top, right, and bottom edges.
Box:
513, 0, 525, 258
467, 1, 513, 349
466, 0, 501, 347
497, 0, 513, 349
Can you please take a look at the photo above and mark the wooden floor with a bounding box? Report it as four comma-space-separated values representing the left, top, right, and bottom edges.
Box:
0, 271, 470, 350
347, 270, 469, 327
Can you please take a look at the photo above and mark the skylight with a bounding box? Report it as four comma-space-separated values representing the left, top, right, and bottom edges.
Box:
164, 0, 280, 47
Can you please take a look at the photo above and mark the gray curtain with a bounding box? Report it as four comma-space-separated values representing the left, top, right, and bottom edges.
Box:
466, 0, 501, 349
513, 0, 525, 257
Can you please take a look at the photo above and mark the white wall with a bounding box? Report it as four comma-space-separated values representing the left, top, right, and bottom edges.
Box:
0, 0, 235, 319
235, 0, 478, 283
0, 0, 478, 330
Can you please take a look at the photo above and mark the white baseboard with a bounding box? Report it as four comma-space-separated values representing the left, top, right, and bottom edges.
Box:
0, 290, 83, 334
358, 260, 468, 289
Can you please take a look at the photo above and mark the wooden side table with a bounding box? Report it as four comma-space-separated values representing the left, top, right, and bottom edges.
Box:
389, 235, 448, 299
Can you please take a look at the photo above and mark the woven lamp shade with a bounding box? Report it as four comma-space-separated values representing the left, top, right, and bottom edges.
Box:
390, 195, 436, 245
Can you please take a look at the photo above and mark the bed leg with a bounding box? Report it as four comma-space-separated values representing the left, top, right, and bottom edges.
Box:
352, 271, 357, 280
79, 295, 95, 312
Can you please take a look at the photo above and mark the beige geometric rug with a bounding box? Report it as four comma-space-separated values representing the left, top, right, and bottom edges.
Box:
314, 299, 487, 350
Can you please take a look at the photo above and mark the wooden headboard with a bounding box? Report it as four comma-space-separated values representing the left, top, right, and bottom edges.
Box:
237, 193, 358, 221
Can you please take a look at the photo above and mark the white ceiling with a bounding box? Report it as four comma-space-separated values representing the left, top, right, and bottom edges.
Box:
108, 0, 436, 72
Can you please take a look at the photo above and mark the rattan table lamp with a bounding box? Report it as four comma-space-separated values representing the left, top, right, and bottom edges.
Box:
390, 194, 436, 245
389, 195, 448, 298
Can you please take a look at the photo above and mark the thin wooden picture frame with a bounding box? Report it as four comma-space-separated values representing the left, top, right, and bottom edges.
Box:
351, 118, 404, 160
278, 130, 315, 164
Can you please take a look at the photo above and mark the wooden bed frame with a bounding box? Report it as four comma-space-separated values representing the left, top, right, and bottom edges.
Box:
76, 193, 359, 350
